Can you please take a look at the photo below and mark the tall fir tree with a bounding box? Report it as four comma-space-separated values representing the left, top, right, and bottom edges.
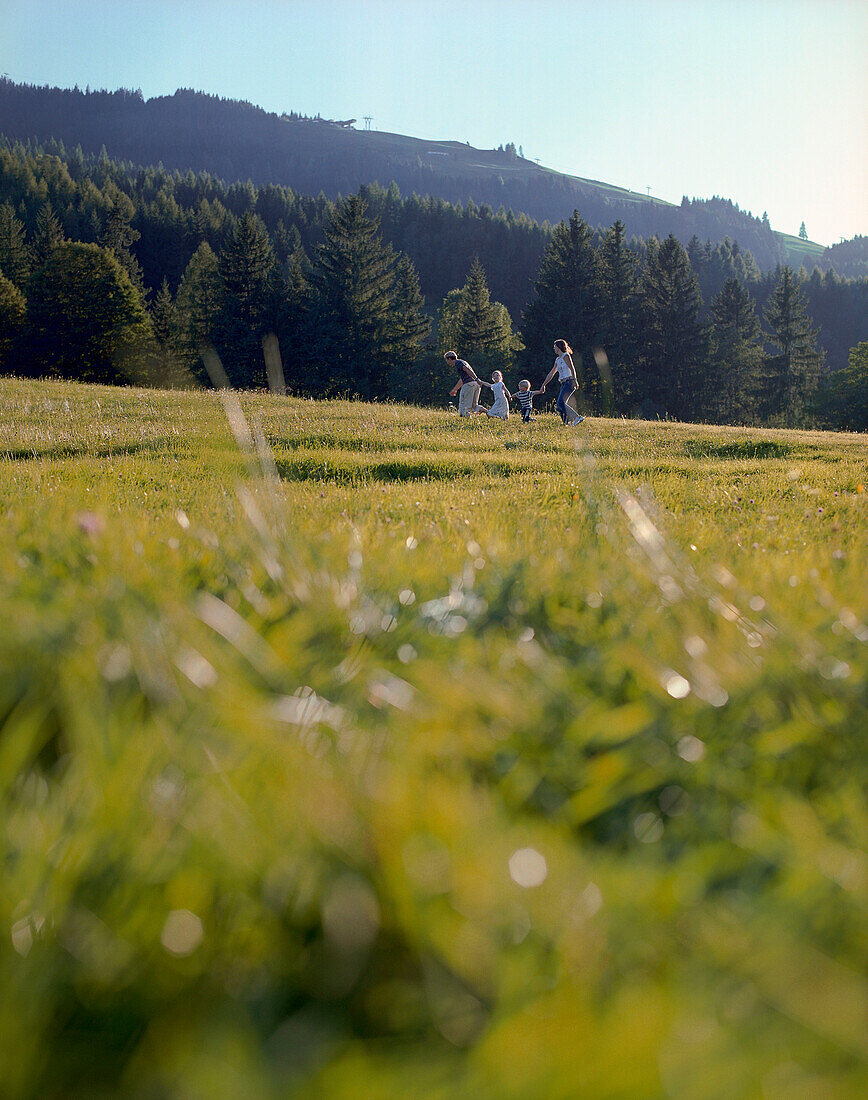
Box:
217, 211, 278, 387
597, 220, 640, 411
174, 242, 225, 382
520, 210, 601, 401
444, 257, 517, 370
144, 277, 188, 387
639, 234, 707, 419
32, 203, 67, 269
0, 202, 31, 289
762, 266, 824, 427
391, 252, 432, 360
705, 278, 764, 423
99, 198, 145, 294
309, 194, 423, 398
274, 245, 314, 393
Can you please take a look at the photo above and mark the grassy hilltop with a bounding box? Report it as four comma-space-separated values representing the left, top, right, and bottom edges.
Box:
2, 378, 867, 1097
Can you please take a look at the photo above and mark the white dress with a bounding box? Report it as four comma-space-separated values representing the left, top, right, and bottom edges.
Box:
484, 380, 509, 419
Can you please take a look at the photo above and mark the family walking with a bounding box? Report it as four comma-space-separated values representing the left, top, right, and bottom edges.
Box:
446, 340, 585, 425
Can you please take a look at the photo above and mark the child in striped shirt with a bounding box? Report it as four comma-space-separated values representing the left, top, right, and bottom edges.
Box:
512, 379, 544, 422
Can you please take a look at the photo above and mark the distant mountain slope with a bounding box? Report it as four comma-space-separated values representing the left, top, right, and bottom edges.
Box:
0, 78, 857, 273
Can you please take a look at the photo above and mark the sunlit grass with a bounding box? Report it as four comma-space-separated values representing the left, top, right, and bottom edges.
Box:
1, 376, 866, 1097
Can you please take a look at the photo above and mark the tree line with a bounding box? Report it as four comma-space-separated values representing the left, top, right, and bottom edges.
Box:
0, 141, 866, 428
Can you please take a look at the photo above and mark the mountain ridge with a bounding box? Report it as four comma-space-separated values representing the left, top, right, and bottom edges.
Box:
1, 78, 863, 277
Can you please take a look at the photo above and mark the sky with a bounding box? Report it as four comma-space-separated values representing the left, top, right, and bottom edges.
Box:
2, 0, 866, 246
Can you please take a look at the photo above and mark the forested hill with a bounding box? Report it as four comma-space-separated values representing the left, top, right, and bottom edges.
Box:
1, 77, 854, 274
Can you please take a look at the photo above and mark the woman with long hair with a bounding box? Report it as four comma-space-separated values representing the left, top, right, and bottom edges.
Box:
540, 339, 585, 425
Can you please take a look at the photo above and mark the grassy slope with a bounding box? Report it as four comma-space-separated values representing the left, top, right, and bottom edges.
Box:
2, 377, 867, 1098
288, 120, 826, 255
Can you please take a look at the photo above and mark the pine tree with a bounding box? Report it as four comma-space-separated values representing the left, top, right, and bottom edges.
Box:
175, 242, 225, 382
706, 279, 764, 423
100, 199, 145, 294
0, 202, 31, 289
639, 234, 707, 420
274, 245, 313, 393
218, 212, 276, 330
520, 210, 601, 399
143, 277, 188, 386
597, 220, 640, 411
217, 211, 278, 387
763, 266, 824, 427
391, 252, 431, 358
799, 221, 808, 240
309, 194, 412, 397
437, 259, 520, 373
454, 258, 510, 361
32, 204, 67, 269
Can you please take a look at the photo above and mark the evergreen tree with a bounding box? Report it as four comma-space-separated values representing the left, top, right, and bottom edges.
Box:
100, 197, 145, 293
174, 242, 225, 382
309, 194, 420, 398
274, 245, 313, 393
216, 211, 278, 387
145, 277, 188, 387
391, 252, 432, 358
597, 220, 640, 411
453, 258, 515, 364
150, 279, 175, 344
639, 234, 707, 419
0, 202, 31, 289
799, 221, 808, 240
218, 212, 276, 330
520, 210, 601, 402
24, 242, 152, 383
705, 278, 764, 423
32, 203, 67, 269
823, 340, 868, 431
762, 265, 824, 427
0, 269, 26, 373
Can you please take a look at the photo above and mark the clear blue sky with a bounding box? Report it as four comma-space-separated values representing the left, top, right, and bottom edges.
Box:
2, 0, 866, 246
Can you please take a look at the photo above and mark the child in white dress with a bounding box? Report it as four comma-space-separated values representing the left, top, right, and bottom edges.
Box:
478, 370, 511, 419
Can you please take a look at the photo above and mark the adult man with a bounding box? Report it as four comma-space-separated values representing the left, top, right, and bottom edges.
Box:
446, 350, 481, 417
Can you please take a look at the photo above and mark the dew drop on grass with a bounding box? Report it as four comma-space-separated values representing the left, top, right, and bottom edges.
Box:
633, 813, 664, 843
663, 671, 691, 699
676, 735, 706, 762
161, 909, 203, 956
684, 635, 707, 659
508, 847, 548, 888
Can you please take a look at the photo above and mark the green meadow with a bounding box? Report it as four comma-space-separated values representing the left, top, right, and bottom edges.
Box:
2, 376, 867, 1098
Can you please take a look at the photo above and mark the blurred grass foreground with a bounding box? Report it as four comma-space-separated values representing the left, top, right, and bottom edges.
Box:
1, 376, 867, 1098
